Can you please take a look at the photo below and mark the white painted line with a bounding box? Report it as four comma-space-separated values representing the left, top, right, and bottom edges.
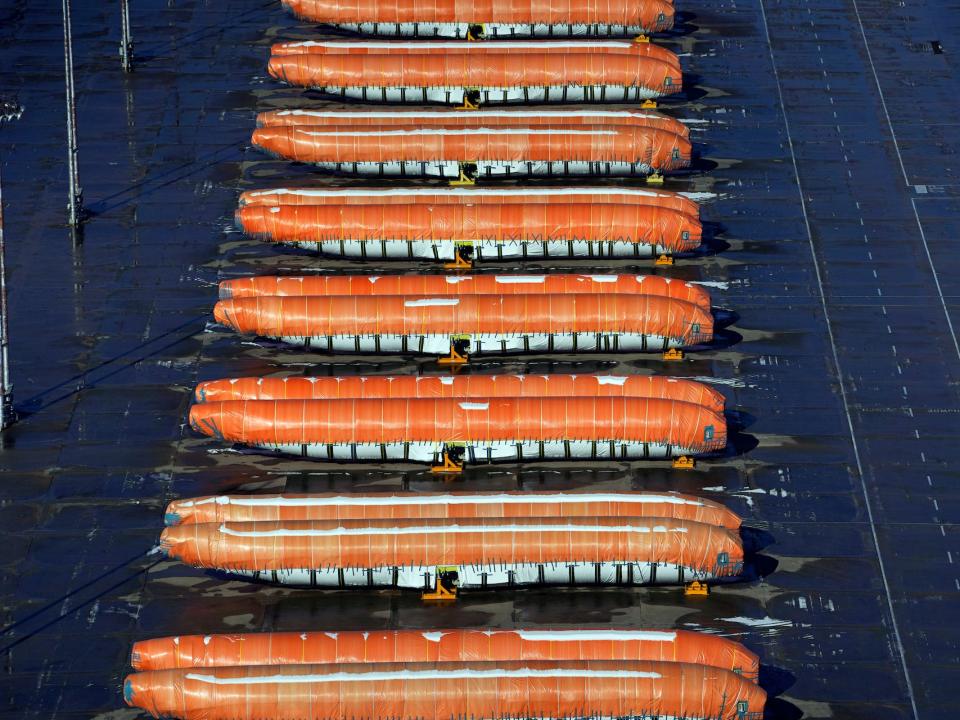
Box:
756, 3, 920, 717
849, 0, 911, 185
909, 198, 960, 362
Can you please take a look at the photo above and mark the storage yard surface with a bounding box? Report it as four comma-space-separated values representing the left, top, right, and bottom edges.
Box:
1, 0, 958, 717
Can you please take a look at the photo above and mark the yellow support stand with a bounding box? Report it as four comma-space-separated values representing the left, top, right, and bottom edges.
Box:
443, 252, 473, 270
455, 92, 480, 111
646, 172, 664, 185
662, 348, 684, 361
684, 581, 709, 597
654, 254, 674, 266
634, 34, 650, 43
431, 449, 465, 474
672, 455, 696, 470
449, 164, 477, 186
466, 24, 485, 41
438, 339, 469, 366
422, 566, 459, 601
640, 99, 658, 109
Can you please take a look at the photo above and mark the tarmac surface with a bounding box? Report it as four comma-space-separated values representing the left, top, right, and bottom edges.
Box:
0, 0, 959, 717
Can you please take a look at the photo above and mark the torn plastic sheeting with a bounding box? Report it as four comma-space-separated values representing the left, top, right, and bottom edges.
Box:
187, 396, 726, 452
256, 108, 690, 139
251, 125, 691, 173
281, 0, 676, 35
129, 627, 759, 679
217, 273, 710, 312
163, 489, 740, 530
235, 199, 702, 255
237, 186, 700, 217
124, 659, 764, 720
192, 374, 725, 413
158, 516, 743, 579
211, 293, 714, 348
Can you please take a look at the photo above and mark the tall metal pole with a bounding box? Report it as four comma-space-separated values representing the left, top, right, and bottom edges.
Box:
0, 163, 13, 429
62, 0, 83, 227
120, 0, 133, 72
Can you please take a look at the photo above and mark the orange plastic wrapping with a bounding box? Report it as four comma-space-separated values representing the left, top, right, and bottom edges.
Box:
281, 0, 676, 33
193, 374, 724, 412
267, 41, 682, 99
256, 108, 689, 138
130, 628, 758, 679
189, 396, 725, 453
237, 187, 701, 218
125, 659, 765, 720
212, 294, 714, 348
251, 125, 691, 172
159, 516, 742, 574
238, 196, 700, 254
218, 274, 710, 311
270, 40, 679, 66
164, 490, 739, 529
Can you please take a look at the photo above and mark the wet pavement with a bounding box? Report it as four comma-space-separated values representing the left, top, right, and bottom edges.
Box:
1, 0, 959, 717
